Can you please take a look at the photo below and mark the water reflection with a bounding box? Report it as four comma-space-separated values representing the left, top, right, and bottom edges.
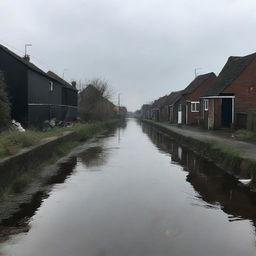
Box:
0, 157, 77, 241
142, 123, 256, 228
0, 123, 122, 242
1, 120, 256, 256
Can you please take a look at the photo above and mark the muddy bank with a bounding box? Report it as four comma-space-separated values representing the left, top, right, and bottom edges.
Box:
142, 120, 256, 189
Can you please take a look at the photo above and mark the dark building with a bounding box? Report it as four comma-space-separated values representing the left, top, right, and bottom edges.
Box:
0, 44, 78, 127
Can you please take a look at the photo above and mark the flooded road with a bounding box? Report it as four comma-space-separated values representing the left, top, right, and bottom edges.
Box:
1, 119, 256, 256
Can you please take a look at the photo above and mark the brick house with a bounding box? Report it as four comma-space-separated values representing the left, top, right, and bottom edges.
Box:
151, 95, 168, 121
141, 104, 152, 119
174, 73, 216, 125
159, 91, 183, 123
200, 53, 256, 129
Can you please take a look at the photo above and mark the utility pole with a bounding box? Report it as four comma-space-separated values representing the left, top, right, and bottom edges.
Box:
118, 93, 121, 108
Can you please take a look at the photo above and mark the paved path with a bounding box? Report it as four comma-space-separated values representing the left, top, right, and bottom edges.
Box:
151, 121, 256, 161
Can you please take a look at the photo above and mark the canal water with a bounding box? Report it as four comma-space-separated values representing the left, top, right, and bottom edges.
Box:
1, 119, 256, 256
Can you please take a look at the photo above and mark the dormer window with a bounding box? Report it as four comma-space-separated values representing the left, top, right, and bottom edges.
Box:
49, 81, 54, 92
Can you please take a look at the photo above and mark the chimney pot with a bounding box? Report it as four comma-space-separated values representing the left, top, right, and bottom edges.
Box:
23, 55, 30, 62
71, 81, 77, 88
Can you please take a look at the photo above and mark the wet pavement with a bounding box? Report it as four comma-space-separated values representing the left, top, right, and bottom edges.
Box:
0, 119, 256, 256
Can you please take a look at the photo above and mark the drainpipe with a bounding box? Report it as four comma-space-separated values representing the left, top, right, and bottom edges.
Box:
232, 97, 235, 124
186, 103, 188, 124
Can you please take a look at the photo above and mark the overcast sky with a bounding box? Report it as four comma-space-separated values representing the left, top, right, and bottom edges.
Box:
1, 0, 256, 110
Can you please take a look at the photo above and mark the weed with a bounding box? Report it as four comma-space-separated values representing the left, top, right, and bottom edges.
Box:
234, 129, 256, 140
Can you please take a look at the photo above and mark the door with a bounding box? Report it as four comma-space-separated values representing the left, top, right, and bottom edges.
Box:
178, 104, 182, 124
221, 98, 232, 127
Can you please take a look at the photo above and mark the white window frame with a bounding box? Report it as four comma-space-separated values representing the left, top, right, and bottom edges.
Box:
204, 99, 209, 111
191, 101, 200, 112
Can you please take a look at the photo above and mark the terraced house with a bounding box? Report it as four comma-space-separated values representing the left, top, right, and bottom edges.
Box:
200, 53, 256, 129
159, 90, 183, 123
151, 95, 168, 122
0, 44, 77, 127
174, 73, 216, 125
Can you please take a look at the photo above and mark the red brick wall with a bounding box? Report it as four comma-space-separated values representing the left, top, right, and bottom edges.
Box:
224, 57, 256, 113
186, 75, 216, 102
186, 74, 216, 125
160, 105, 169, 122
200, 98, 221, 129
214, 99, 222, 129
187, 102, 200, 124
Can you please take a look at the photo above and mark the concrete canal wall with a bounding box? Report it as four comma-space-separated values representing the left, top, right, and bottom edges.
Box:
0, 131, 76, 178
143, 120, 256, 190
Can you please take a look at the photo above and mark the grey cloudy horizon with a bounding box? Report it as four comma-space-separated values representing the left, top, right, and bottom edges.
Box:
1, 0, 256, 111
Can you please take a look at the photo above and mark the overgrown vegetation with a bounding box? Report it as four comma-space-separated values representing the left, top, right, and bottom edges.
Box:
78, 79, 118, 121
0, 129, 64, 158
0, 121, 119, 198
0, 122, 115, 159
233, 129, 256, 140
0, 72, 11, 131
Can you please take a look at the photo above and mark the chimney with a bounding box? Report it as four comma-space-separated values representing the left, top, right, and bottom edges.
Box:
71, 81, 77, 88
23, 54, 30, 62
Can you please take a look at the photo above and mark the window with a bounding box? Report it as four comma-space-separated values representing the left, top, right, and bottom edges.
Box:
191, 102, 199, 112
49, 81, 54, 92
204, 99, 209, 111
178, 104, 182, 111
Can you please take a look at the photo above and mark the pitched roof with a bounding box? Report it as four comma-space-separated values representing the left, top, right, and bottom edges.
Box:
141, 104, 152, 111
165, 90, 183, 106
0, 44, 76, 90
182, 72, 216, 95
203, 53, 256, 97
47, 71, 76, 90
152, 95, 168, 109
0, 44, 48, 77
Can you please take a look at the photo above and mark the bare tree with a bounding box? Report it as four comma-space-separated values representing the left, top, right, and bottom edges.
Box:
78, 79, 117, 121
88, 78, 114, 100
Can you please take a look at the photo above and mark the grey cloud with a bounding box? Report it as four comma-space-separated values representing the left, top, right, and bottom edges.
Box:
1, 0, 256, 110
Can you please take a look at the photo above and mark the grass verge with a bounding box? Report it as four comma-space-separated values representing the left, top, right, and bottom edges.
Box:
233, 129, 256, 140
0, 120, 120, 198
0, 121, 118, 159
